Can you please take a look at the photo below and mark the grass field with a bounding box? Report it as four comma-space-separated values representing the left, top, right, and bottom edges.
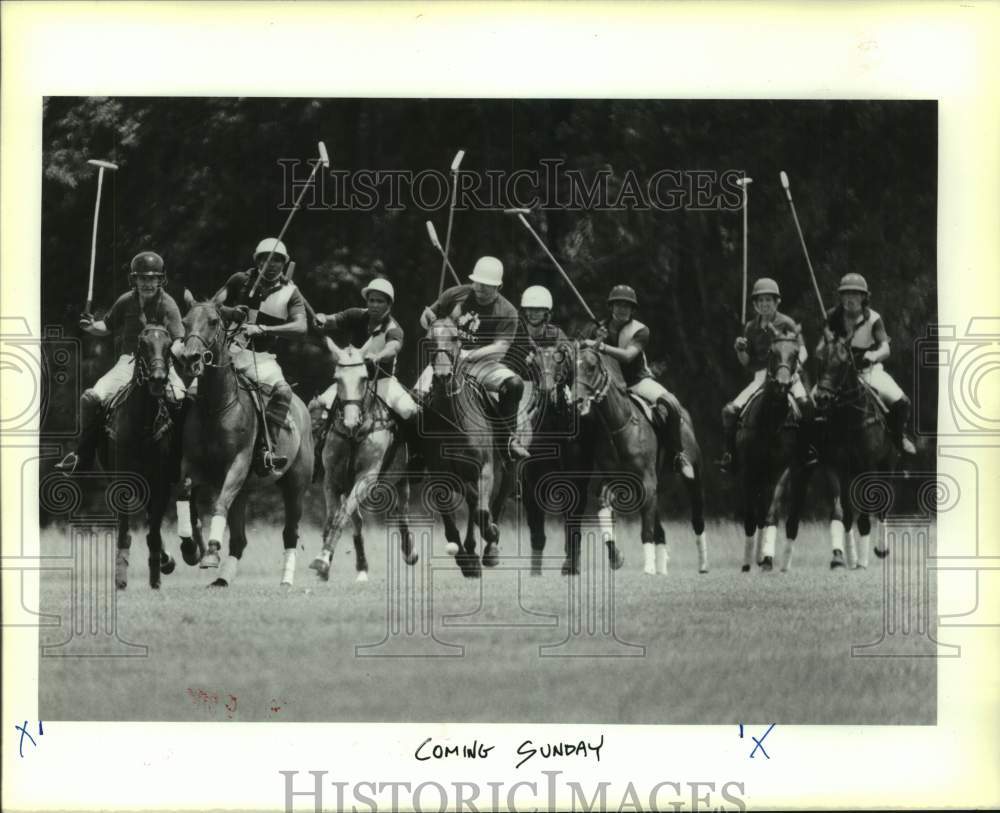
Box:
38, 516, 935, 724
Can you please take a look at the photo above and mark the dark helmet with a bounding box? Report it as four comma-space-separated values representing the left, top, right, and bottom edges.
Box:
129, 251, 165, 283
607, 284, 638, 307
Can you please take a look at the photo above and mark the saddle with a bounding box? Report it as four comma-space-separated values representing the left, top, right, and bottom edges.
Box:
627, 392, 657, 427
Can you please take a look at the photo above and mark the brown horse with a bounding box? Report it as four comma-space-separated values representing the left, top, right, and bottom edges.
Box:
570, 342, 707, 575
809, 334, 896, 567
98, 324, 179, 589
733, 330, 802, 572
175, 301, 314, 587
308, 341, 418, 582
412, 317, 511, 578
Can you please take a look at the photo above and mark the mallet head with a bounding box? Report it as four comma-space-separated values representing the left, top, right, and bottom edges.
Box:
735, 176, 754, 187
317, 141, 330, 168
426, 221, 442, 250
87, 159, 119, 171
503, 207, 532, 216
451, 150, 466, 172
779, 171, 790, 189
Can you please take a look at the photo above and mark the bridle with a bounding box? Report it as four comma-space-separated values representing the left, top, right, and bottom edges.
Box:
575, 344, 612, 405
134, 324, 172, 389
766, 335, 800, 391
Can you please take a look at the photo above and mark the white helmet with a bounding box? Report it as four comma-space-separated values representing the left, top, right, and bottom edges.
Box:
253, 237, 289, 262
361, 278, 395, 302
468, 256, 504, 287
520, 285, 553, 310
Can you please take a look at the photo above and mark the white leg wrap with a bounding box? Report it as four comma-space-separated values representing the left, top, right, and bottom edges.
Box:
218, 555, 238, 584
176, 500, 192, 538
281, 549, 296, 586
696, 533, 708, 573
655, 544, 669, 575
743, 535, 756, 567
210, 514, 227, 545
597, 507, 614, 544
781, 537, 794, 572
858, 534, 871, 568
761, 526, 777, 559
830, 519, 845, 552
643, 542, 656, 575
846, 530, 858, 569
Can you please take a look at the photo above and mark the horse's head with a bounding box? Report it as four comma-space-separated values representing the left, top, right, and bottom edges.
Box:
180, 301, 228, 378
327, 340, 369, 431
135, 324, 173, 398
427, 317, 462, 381
766, 327, 801, 396
813, 333, 855, 411
573, 342, 610, 417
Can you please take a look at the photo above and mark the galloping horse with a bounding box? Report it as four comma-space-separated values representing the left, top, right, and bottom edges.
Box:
416, 317, 510, 578
733, 329, 802, 572
810, 334, 896, 567
572, 343, 708, 575
308, 341, 418, 582
175, 301, 314, 587
98, 324, 179, 589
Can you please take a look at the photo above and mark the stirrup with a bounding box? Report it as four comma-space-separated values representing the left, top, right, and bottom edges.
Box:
674, 451, 695, 479
717, 452, 735, 473
259, 449, 288, 473
53, 451, 79, 474
507, 437, 530, 460
901, 437, 917, 455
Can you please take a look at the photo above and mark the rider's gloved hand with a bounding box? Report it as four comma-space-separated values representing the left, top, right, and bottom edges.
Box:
420, 307, 437, 330
734, 337, 749, 353
78, 312, 95, 331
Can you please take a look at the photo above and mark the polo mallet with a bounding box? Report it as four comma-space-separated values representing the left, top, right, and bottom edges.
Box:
249, 141, 330, 299
425, 221, 463, 286
504, 207, 598, 323
438, 149, 466, 296
735, 175, 753, 324
780, 171, 826, 317
85, 159, 119, 313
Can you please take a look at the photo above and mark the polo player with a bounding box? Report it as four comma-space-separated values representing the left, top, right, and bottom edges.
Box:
213, 237, 307, 474
818, 272, 916, 455
580, 284, 694, 479
55, 251, 186, 474
416, 256, 530, 460
718, 277, 812, 473
313, 277, 423, 463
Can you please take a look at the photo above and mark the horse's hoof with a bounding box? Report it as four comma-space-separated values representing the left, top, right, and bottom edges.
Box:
403, 552, 419, 566
200, 553, 221, 569
445, 542, 460, 556
741, 564, 751, 573
308, 555, 328, 572
699, 567, 709, 574
760, 556, 774, 571
830, 550, 846, 569
874, 547, 889, 559
180, 537, 201, 566
607, 545, 625, 571
149, 579, 161, 590
482, 543, 499, 568
116, 579, 127, 591
484, 523, 500, 544
355, 571, 369, 583
208, 578, 228, 588
160, 554, 176, 575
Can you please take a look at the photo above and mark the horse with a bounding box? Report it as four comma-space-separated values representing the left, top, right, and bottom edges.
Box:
174, 301, 314, 587
732, 329, 804, 572
810, 334, 896, 567
414, 317, 510, 578
514, 342, 584, 574
97, 323, 180, 589
307, 341, 418, 582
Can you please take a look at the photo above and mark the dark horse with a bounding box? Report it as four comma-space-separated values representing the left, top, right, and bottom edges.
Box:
415, 317, 513, 578
307, 341, 418, 582
175, 301, 314, 587
733, 329, 803, 572
98, 324, 179, 589
571, 343, 706, 575
808, 334, 895, 567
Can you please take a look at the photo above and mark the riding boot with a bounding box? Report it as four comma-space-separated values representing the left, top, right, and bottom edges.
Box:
717, 403, 739, 473
498, 378, 530, 460
256, 383, 292, 474
794, 397, 819, 467
656, 398, 693, 479
890, 396, 917, 455
54, 390, 103, 474
311, 405, 330, 484
396, 413, 426, 470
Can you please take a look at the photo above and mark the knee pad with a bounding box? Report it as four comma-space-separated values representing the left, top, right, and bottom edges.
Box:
500, 376, 524, 400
